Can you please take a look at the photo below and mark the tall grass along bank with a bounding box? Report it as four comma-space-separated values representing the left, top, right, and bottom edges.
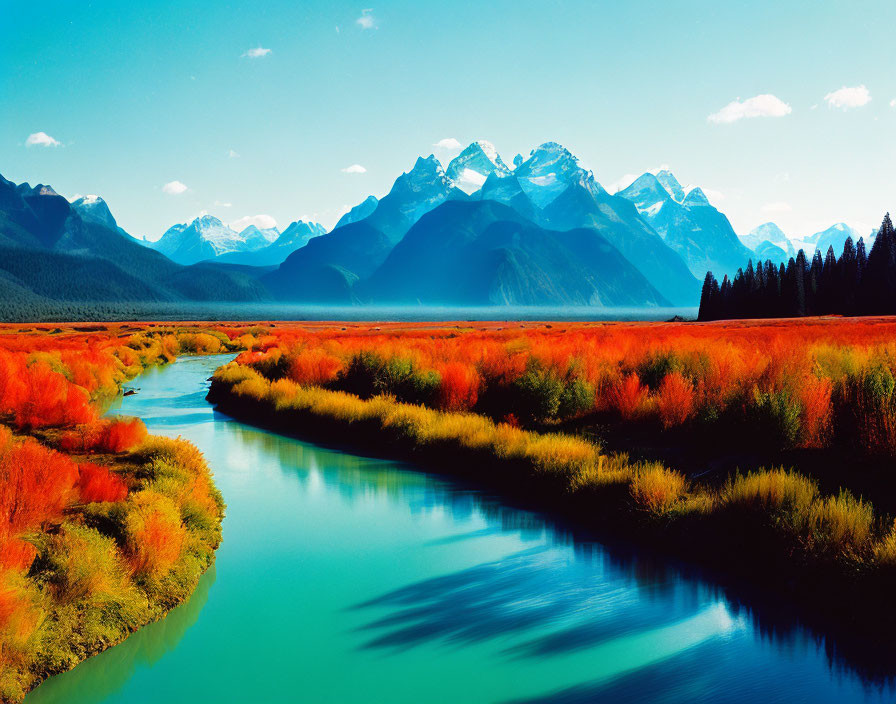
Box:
208, 360, 896, 655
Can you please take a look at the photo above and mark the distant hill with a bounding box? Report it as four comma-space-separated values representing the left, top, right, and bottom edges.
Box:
149, 215, 280, 265
0, 173, 270, 304
263, 141, 699, 306
7, 138, 866, 315
215, 221, 326, 266
618, 170, 753, 280
360, 200, 669, 306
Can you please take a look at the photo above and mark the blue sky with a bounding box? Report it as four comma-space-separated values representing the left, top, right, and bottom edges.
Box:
3, 0, 895, 241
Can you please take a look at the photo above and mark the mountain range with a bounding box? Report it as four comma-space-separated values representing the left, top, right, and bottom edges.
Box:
0, 175, 268, 305
740, 221, 871, 266
0, 140, 871, 311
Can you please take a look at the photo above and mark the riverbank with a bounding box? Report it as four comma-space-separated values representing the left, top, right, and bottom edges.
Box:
0, 327, 240, 703
208, 362, 896, 677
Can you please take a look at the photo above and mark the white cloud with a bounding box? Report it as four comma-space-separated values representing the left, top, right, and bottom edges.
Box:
162, 180, 188, 195
890, 98, 896, 108
607, 173, 638, 194
25, 131, 61, 147
341, 164, 367, 174
761, 202, 793, 213
242, 47, 271, 58
707, 94, 792, 124
824, 85, 871, 109
230, 214, 278, 231
356, 9, 376, 29
228, 149, 240, 158
433, 137, 462, 150
214, 200, 232, 207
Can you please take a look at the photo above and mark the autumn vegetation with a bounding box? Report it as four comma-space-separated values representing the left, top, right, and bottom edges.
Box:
206, 316, 896, 648
217, 317, 896, 459
7, 317, 896, 697
0, 324, 238, 702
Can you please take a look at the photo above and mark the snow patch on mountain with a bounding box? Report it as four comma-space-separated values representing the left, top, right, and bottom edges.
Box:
446, 141, 511, 195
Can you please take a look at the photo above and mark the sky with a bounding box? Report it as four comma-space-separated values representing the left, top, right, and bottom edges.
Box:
3, 0, 896, 242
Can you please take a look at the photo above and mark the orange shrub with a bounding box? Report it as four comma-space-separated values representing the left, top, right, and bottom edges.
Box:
0, 437, 78, 534
0, 536, 37, 572
608, 373, 650, 420
15, 362, 95, 429
437, 362, 480, 411
100, 418, 148, 453
287, 347, 342, 386
799, 376, 833, 448
59, 417, 148, 454
125, 492, 186, 579
76, 462, 128, 504
656, 372, 696, 429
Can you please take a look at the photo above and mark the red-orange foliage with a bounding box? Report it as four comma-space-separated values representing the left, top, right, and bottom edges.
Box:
100, 418, 148, 453
657, 372, 696, 429
0, 537, 37, 572
437, 362, 480, 411
15, 362, 95, 429
59, 417, 148, 454
0, 437, 78, 535
286, 347, 342, 386
798, 376, 833, 449
76, 462, 128, 504
608, 373, 650, 420
127, 498, 186, 579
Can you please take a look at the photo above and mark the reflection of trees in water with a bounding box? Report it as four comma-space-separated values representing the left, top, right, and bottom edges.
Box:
26, 565, 217, 704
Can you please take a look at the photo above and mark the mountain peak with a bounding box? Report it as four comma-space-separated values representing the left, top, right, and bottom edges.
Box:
741, 222, 793, 255
390, 155, 450, 200
194, 214, 226, 228
72, 194, 117, 229
682, 187, 711, 208
333, 195, 379, 231
654, 169, 686, 202
446, 140, 511, 194
514, 142, 596, 207
617, 173, 673, 217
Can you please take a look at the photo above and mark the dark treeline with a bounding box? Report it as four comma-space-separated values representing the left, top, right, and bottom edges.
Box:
699, 214, 896, 321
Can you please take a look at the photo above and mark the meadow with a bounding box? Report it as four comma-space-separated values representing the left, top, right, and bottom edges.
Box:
205, 316, 896, 647
5, 317, 896, 700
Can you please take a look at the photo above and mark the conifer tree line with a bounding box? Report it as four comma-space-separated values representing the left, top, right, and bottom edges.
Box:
698, 213, 896, 321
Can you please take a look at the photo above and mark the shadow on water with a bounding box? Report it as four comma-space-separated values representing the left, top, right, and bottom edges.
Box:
223, 417, 896, 697
26, 565, 217, 704
43, 354, 893, 703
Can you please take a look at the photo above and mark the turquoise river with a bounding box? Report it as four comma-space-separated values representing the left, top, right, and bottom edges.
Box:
24, 355, 895, 703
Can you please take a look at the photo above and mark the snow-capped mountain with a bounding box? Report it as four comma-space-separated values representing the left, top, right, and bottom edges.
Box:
655, 170, 686, 202
0, 172, 270, 302
278, 220, 326, 248
808, 223, 861, 256
151, 215, 280, 265
237, 224, 280, 251
744, 222, 870, 265
618, 170, 752, 278
215, 220, 326, 266
446, 140, 511, 194
741, 222, 792, 253
513, 142, 597, 208
264, 154, 467, 300
71, 195, 118, 230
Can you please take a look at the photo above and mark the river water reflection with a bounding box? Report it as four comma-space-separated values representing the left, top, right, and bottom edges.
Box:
26, 355, 894, 703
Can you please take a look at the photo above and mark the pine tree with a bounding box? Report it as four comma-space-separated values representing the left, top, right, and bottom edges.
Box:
698, 272, 717, 321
